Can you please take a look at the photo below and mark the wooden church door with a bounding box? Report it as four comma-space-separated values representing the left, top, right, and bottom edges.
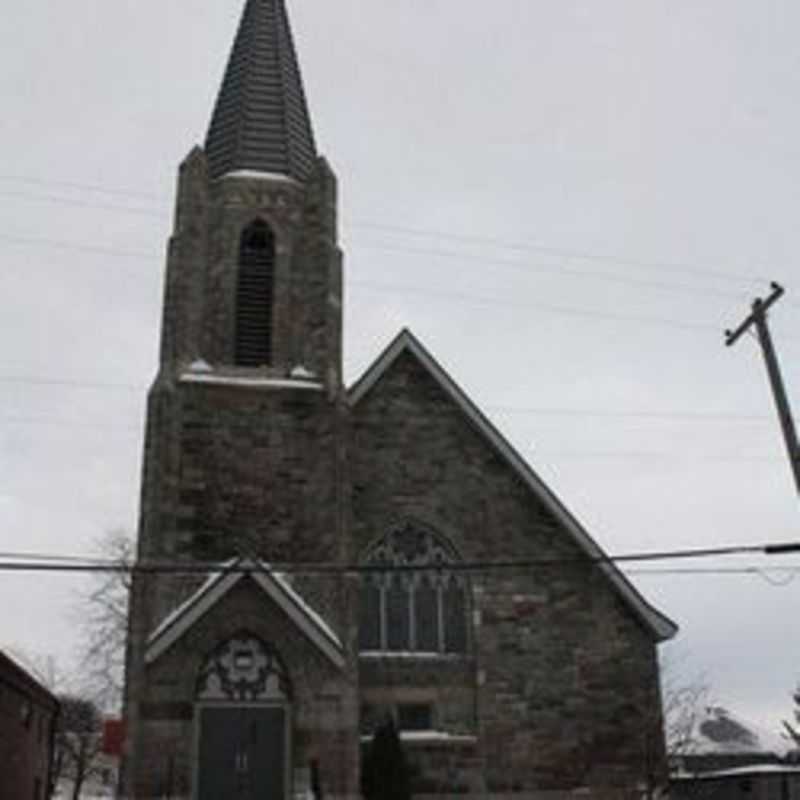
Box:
195, 635, 291, 800
198, 705, 287, 800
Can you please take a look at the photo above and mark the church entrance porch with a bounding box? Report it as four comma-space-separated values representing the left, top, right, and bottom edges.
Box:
197, 705, 287, 800
194, 634, 291, 800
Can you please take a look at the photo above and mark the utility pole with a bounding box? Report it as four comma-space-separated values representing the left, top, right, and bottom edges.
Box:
725, 282, 800, 497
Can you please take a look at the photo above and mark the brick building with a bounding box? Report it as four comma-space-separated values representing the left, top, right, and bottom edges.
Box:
0, 648, 58, 800
121, 1, 677, 798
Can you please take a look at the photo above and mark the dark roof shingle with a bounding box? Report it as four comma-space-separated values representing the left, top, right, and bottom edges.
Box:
205, 0, 316, 181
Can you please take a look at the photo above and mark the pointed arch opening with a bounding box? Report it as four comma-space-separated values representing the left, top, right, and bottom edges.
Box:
195, 633, 291, 800
235, 220, 276, 367
358, 522, 469, 655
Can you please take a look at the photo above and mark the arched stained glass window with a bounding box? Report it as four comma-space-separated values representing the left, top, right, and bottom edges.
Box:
358, 522, 468, 655
235, 220, 275, 367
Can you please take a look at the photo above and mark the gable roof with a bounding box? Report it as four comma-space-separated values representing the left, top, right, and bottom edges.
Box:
205, 0, 316, 182
146, 559, 344, 668
348, 329, 678, 642
0, 648, 59, 709
691, 706, 790, 757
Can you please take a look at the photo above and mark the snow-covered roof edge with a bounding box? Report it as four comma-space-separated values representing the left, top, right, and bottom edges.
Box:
347, 328, 678, 643
688, 705, 792, 758
145, 559, 344, 668
0, 647, 58, 705
673, 765, 800, 780
220, 170, 301, 185
180, 372, 323, 391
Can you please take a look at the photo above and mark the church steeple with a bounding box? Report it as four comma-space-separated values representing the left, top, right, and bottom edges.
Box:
158, 0, 341, 380
205, 0, 316, 182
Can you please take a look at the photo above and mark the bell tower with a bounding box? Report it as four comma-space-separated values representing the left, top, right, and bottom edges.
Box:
123, 3, 357, 797
141, 0, 346, 575
160, 0, 341, 383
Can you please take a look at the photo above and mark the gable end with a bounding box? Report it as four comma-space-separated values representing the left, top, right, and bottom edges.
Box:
348, 329, 677, 642
145, 560, 345, 668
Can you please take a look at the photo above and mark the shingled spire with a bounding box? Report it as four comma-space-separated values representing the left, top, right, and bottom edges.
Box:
205, 0, 316, 182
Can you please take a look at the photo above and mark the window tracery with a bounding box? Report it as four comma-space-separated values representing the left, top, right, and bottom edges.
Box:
196, 634, 290, 702
359, 522, 468, 654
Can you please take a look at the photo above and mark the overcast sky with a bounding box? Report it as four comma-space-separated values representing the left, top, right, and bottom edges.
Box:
1, 0, 798, 735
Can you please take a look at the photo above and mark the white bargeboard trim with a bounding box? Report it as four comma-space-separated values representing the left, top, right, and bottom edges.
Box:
348, 328, 678, 642
146, 559, 345, 668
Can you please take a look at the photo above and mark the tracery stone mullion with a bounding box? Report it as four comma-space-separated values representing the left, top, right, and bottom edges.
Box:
379, 574, 388, 651
415, 573, 439, 653
437, 582, 445, 653
408, 575, 417, 651
386, 575, 410, 651
360, 525, 467, 655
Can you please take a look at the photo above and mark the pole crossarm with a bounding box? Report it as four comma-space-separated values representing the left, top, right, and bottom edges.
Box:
725, 281, 800, 497
725, 282, 784, 347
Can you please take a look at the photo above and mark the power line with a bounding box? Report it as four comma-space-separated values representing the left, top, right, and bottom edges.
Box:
351, 280, 718, 331
350, 241, 749, 302
0, 187, 757, 303
627, 566, 800, 575
351, 220, 769, 288
532, 451, 779, 462
0, 416, 139, 432
0, 175, 161, 201
0, 540, 797, 574
628, 567, 800, 587
0, 419, 779, 458
0, 373, 774, 425
0, 231, 723, 331
0, 189, 163, 218
0, 175, 780, 292
0, 375, 141, 391
0, 232, 153, 261
0, 403, 771, 425
0, 550, 113, 564
0, 415, 780, 460
490, 406, 771, 422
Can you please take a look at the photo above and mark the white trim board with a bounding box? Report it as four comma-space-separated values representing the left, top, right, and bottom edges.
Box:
179, 373, 323, 391
146, 559, 345, 668
348, 328, 678, 642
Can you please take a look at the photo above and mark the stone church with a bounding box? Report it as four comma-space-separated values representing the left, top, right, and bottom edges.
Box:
121, 1, 677, 798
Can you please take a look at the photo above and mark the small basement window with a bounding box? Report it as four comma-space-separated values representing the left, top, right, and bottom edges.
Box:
397, 703, 433, 732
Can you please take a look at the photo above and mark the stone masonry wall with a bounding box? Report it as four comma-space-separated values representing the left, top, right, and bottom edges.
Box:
132, 378, 348, 633
160, 148, 342, 383
123, 148, 354, 799
129, 578, 358, 800
350, 349, 665, 795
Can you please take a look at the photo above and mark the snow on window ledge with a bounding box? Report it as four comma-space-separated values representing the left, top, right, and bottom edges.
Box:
179, 372, 323, 391
360, 731, 477, 745
220, 169, 300, 185
290, 364, 317, 380
358, 651, 466, 660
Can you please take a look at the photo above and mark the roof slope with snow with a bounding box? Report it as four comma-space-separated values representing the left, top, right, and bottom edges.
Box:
691, 706, 790, 757
146, 559, 344, 669
349, 329, 678, 642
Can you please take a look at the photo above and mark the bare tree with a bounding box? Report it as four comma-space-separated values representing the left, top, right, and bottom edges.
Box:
636, 654, 711, 799
54, 695, 104, 800
782, 684, 800, 754
77, 528, 133, 713
663, 679, 710, 762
